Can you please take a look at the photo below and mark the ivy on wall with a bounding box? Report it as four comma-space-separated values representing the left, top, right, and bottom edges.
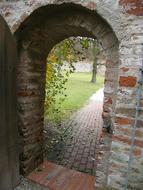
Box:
45, 39, 76, 116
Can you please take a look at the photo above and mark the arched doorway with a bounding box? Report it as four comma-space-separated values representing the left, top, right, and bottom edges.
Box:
15, 2, 119, 183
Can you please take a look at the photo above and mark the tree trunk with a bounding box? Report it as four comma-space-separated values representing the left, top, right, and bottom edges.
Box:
91, 58, 97, 83
91, 41, 98, 83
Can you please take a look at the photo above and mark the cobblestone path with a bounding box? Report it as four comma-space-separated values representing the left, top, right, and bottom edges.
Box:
45, 98, 106, 176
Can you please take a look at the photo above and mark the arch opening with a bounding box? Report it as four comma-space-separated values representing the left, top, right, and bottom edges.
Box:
15, 3, 119, 178
43, 36, 107, 176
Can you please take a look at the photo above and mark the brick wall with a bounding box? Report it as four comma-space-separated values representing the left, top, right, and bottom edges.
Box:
0, 0, 143, 189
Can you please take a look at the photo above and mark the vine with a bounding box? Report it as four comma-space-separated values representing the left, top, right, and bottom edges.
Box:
44, 39, 76, 122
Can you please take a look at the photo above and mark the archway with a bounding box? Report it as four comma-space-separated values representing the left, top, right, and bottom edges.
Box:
15, 3, 119, 180
44, 36, 105, 175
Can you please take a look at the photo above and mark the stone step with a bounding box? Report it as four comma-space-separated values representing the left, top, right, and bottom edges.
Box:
27, 161, 95, 190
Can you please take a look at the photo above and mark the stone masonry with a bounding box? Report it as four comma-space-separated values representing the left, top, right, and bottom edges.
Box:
0, 0, 143, 189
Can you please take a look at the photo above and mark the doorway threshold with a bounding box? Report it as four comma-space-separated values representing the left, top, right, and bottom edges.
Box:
27, 161, 95, 190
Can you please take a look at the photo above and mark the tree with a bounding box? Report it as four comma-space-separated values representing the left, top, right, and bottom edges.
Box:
91, 41, 100, 83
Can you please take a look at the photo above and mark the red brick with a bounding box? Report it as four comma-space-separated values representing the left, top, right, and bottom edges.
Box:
18, 90, 36, 97
28, 161, 95, 190
133, 148, 142, 157
135, 139, 143, 148
113, 135, 131, 145
113, 135, 143, 148
119, 0, 143, 16
115, 117, 133, 125
120, 0, 142, 4
119, 76, 137, 87
105, 97, 112, 105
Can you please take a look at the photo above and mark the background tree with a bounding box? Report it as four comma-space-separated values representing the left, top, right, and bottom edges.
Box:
91, 40, 100, 83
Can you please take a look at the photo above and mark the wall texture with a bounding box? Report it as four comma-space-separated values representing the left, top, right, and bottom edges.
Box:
0, 0, 143, 189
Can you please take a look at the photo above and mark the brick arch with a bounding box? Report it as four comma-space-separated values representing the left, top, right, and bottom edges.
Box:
15, 3, 119, 174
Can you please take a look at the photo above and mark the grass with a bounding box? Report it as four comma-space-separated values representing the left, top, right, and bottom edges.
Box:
45, 72, 104, 124
61, 72, 104, 110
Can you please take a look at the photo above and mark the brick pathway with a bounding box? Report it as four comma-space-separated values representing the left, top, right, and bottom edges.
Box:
45, 98, 104, 175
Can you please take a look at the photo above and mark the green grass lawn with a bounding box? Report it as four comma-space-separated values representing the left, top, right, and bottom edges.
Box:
45, 72, 104, 124
61, 72, 104, 110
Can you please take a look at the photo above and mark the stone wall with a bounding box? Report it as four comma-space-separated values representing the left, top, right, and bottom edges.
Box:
63, 61, 93, 73
0, 0, 143, 189
108, 1, 143, 189
62, 61, 106, 74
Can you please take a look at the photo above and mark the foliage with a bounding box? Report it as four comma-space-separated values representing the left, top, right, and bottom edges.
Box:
44, 39, 76, 117
80, 38, 90, 49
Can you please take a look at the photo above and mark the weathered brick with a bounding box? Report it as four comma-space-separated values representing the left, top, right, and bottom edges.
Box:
133, 147, 142, 157
18, 90, 36, 97
119, 0, 143, 16
104, 97, 113, 105
113, 135, 143, 148
135, 139, 143, 148
119, 76, 137, 87
115, 117, 133, 125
